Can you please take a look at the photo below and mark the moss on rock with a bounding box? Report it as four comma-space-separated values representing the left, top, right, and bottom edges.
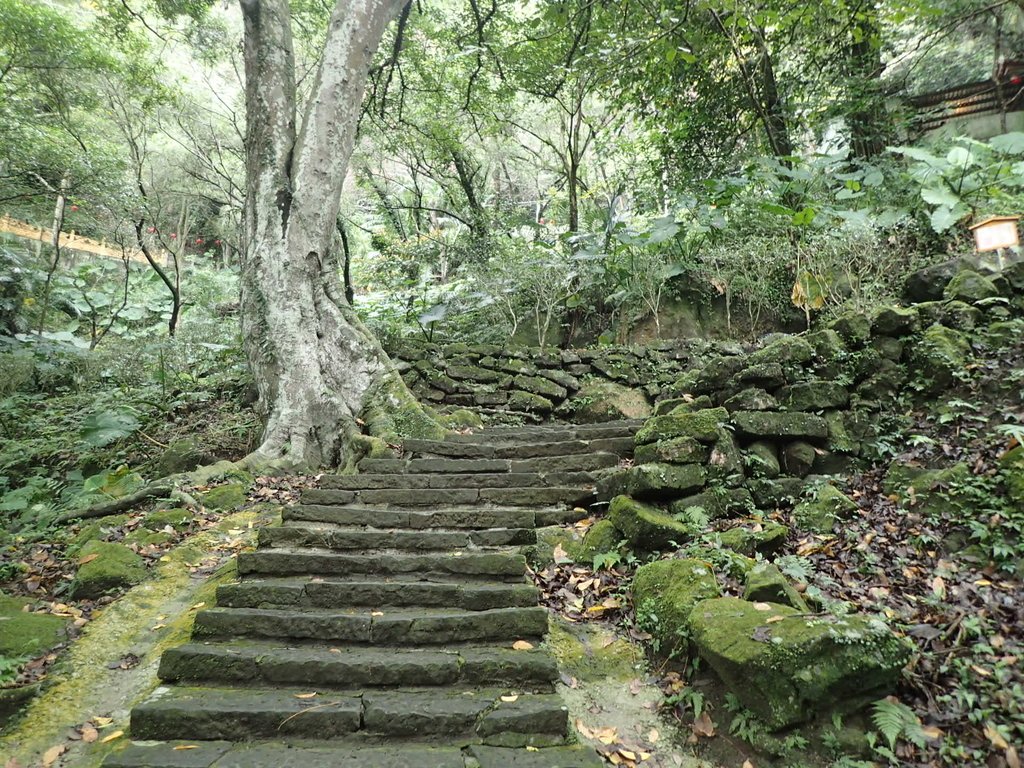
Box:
634, 407, 729, 445
746, 441, 780, 479
732, 411, 828, 440
827, 311, 871, 347
610, 462, 708, 500
718, 522, 788, 557
748, 336, 815, 367
444, 409, 484, 429
632, 559, 720, 656
1000, 445, 1024, 508
155, 439, 212, 477
912, 323, 971, 392
793, 484, 858, 533
68, 541, 147, 599
143, 508, 192, 532
780, 441, 816, 478
200, 482, 247, 511
579, 520, 622, 562
633, 436, 708, 466
689, 597, 912, 729
567, 380, 651, 423
944, 269, 999, 303
0, 594, 68, 656
743, 563, 807, 611
608, 495, 693, 550
776, 382, 849, 412
526, 526, 582, 568
871, 306, 919, 337
668, 488, 754, 521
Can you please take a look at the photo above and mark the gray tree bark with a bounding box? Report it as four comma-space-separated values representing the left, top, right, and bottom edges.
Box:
239, 0, 442, 470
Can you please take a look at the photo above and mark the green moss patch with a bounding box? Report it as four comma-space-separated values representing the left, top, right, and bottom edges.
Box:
632, 559, 720, 656
68, 541, 147, 600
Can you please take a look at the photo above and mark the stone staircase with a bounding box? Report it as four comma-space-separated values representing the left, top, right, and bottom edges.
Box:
105, 420, 639, 768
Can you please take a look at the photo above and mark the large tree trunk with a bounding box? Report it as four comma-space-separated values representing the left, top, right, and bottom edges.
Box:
239, 0, 442, 470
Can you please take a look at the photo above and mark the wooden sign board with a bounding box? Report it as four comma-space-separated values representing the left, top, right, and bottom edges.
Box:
970, 216, 1020, 253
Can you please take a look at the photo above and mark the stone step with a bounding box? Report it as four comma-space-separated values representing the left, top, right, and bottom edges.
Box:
131, 686, 567, 742
159, 641, 559, 688
259, 523, 536, 551
448, 420, 642, 444
299, 486, 596, 508
401, 437, 634, 459
285, 504, 538, 530
237, 548, 528, 580
193, 605, 549, 644
319, 471, 597, 491
217, 577, 539, 611
358, 452, 621, 474
105, 742, 603, 768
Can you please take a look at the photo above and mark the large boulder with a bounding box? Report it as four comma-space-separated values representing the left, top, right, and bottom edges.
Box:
743, 563, 807, 611
718, 523, 788, 557
566, 380, 650, 423
604, 463, 707, 500
68, 541, 147, 599
578, 520, 622, 562
689, 597, 911, 729
668, 488, 754, 521
156, 439, 214, 477
633, 437, 708, 466
634, 408, 729, 445
943, 269, 1000, 303
608, 495, 693, 550
910, 324, 972, 393
747, 336, 814, 367
732, 411, 828, 440
201, 482, 248, 511
903, 257, 965, 303
871, 306, 919, 338
776, 382, 849, 412
632, 559, 720, 655
793, 484, 858, 533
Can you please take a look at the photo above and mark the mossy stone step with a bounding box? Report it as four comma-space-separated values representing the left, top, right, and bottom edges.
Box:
446, 421, 641, 444
237, 548, 528, 579
300, 487, 596, 507
193, 605, 548, 644
159, 641, 559, 688
402, 438, 631, 460
286, 504, 537, 530
259, 524, 536, 551
218, 577, 538, 611
358, 453, 620, 474
320, 472, 597, 491
131, 686, 363, 740
105, 742, 464, 768
132, 686, 566, 741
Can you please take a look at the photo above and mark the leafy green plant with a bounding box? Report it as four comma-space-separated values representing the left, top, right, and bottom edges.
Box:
869, 697, 929, 762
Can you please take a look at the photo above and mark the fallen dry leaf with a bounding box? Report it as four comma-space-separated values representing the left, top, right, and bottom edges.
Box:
80, 724, 98, 743
172, 746, 199, 751
500, 695, 519, 703
691, 711, 715, 738
77, 553, 100, 565
512, 640, 534, 650
294, 692, 318, 699
100, 730, 124, 744
41, 745, 65, 767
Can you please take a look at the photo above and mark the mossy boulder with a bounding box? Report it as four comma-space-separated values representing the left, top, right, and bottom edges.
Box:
776, 382, 849, 412
780, 441, 817, 478
911, 324, 972, 392
634, 407, 729, 445
941, 300, 982, 332
608, 495, 693, 550
944, 269, 999, 303
806, 328, 846, 364
746, 441, 780, 479
827, 311, 871, 347
748, 336, 815, 367
870, 336, 904, 363
444, 408, 484, 429
0, 594, 68, 656
632, 559, 720, 655
143, 507, 192, 532
633, 436, 708, 466
724, 388, 779, 412
605, 463, 707, 500
883, 461, 971, 518
732, 411, 828, 440
508, 390, 554, 413
201, 482, 247, 511
668, 488, 754, 521
747, 477, 804, 508
1000, 445, 1024, 508
708, 428, 744, 484
654, 395, 714, 416
718, 523, 789, 557
578, 520, 622, 562
793, 484, 857, 533
68, 541, 147, 599
689, 597, 911, 729
123, 529, 174, 548
743, 563, 807, 611
66, 514, 128, 555
736, 362, 787, 389
156, 439, 213, 477
527, 526, 582, 568
568, 380, 651, 423
871, 306, 919, 338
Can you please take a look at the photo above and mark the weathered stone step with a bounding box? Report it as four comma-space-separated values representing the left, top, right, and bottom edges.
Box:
217, 576, 539, 611
131, 685, 567, 742
448, 420, 642, 444
319, 471, 596, 491
300, 486, 596, 508
193, 605, 549, 644
358, 452, 621, 474
159, 641, 558, 688
401, 437, 634, 459
237, 548, 527, 580
285, 504, 537, 529
105, 741, 603, 768
260, 523, 536, 551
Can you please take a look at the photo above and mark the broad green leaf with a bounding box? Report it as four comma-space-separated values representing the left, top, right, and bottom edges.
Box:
946, 146, 974, 169
929, 205, 966, 233
989, 132, 1024, 154
888, 146, 942, 165
80, 409, 140, 447
921, 185, 960, 207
